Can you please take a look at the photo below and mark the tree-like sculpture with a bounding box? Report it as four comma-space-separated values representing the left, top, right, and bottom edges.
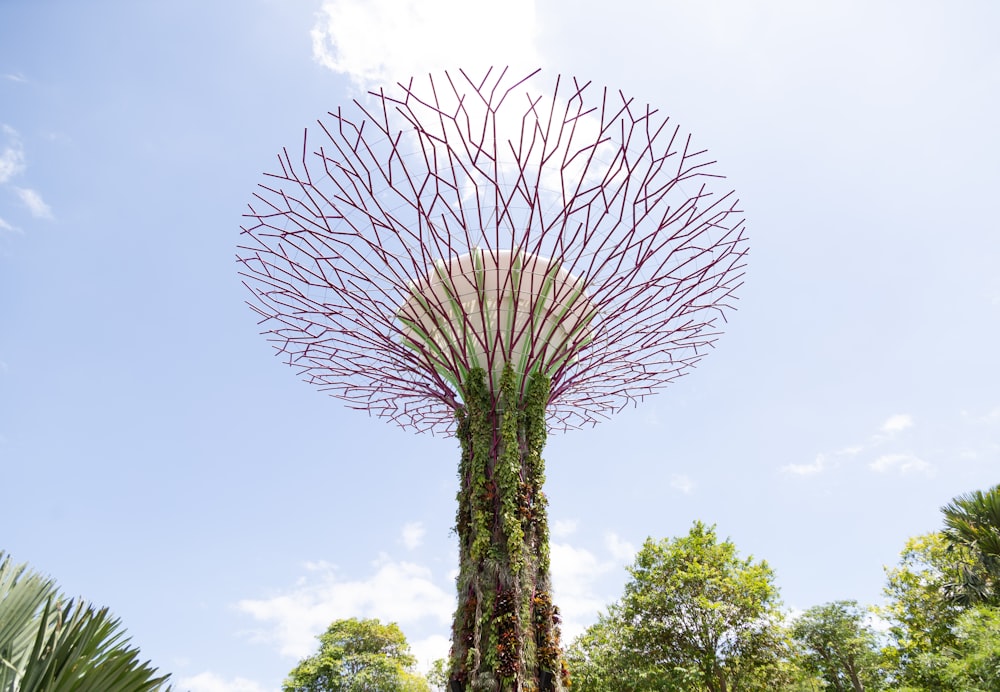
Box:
239, 68, 748, 691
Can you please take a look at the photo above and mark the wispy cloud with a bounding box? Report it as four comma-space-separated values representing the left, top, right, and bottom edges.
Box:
311, 0, 541, 89
551, 518, 578, 538
869, 453, 933, 476
880, 414, 914, 434
782, 454, 829, 476
401, 521, 425, 550
0, 216, 18, 234
604, 532, 636, 562
3, 73, 27, 83
0, 126, 25, 183
178, 672, 266, 692
670, 474, 695, 494
14, 187, 53, 219
1, 125, 54, 222
785, 413, 918, 477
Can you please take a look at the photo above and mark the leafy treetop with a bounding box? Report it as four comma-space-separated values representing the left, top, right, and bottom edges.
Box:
283, 617, 430, 692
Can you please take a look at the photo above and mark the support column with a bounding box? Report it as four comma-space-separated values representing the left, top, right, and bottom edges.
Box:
448, 365, 566, 691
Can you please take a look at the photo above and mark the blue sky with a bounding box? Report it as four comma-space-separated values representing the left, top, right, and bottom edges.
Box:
2, 1, 998, 690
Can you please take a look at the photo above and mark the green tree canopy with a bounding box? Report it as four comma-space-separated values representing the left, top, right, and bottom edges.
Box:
0, 551, 171, 692
872, 485, 1000, 689
938, 604, 1000, 690
789, 600, 885, 692
567, 521, 788, 691
876, 532, 972, 689
565, 610, 657, 690
283, 618, 430, 692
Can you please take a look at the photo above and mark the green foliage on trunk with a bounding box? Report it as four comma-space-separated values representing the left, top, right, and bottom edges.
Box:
449, 365, 565, 691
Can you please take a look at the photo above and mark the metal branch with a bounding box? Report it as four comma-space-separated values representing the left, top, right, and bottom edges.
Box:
238, 69, 749, 433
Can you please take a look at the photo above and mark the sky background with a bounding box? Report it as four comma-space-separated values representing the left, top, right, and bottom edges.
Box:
2, 1, 998, 690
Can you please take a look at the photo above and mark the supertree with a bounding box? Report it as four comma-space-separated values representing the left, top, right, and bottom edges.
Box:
238, 68, 748, 691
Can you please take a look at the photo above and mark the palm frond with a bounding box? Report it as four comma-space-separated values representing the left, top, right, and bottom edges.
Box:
0, 552, 171, 692
940, 484, 1000, 605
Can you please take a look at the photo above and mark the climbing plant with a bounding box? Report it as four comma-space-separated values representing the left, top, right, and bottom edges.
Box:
449, 365, 565, 691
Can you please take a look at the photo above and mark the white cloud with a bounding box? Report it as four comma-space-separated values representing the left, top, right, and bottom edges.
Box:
237, 532, 630, 669
308, 2, 620, 280
787, 414, 924, 477
177, 672, 267, 692
670, 474, 695, 494
0, 126, 25, 183
311, 0, 541, 89
409, 633, 450, 674
549, 542, 616, 643
237, 556, 452, 659
14, 187, 53, 219
869, 453, 933, 476
551, 519, 578, 538
881, 414, 913, 434
782, 454, 828, 476
401, 521, 425, 550
604, 532, 635, 563
1, 125, 54, 223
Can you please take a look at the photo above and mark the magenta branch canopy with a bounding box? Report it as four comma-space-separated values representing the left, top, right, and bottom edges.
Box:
238, 68, 748, 433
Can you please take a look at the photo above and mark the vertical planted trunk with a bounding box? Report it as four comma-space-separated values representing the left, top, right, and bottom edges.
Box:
449, 365, 566, 691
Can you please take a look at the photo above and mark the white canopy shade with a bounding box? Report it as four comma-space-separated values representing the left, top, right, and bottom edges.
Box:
398, 248, 597, 392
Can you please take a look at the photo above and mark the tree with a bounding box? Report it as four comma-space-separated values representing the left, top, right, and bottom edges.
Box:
565, 610, 663, 690
283, 618, 430, 692
0, 551, 171, 692
789, 601, 885, 691
425, 659, 447, 691
939, 604, 1000, 690
941, 484, 1000, 606
876, 533, 968, 689
567, 522, 788, 691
